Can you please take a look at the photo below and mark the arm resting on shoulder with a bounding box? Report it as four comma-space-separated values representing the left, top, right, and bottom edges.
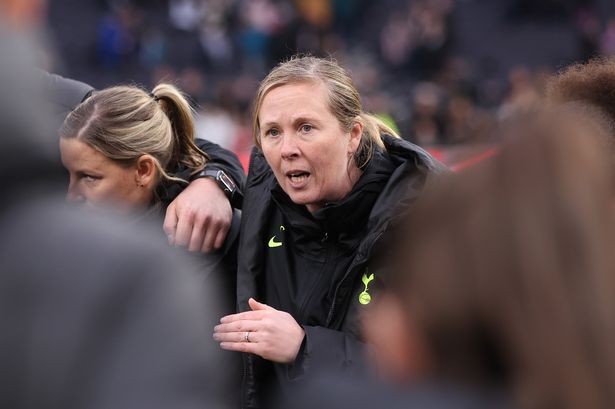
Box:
164, 139, 245, 253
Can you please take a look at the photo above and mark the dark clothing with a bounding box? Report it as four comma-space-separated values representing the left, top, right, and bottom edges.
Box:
236, 134, 445, 408
276, 373, 514, 409
39, 70, 94, 132
0, 201, 232, 409
264, 148, 397, 325
156, 137, 246, 209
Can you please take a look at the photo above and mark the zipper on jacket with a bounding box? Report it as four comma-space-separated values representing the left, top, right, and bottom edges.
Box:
296, 231, 334, 323
240, 354, 249, 409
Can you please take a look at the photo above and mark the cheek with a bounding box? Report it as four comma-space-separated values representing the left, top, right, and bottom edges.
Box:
261, 144, 274, 164
82, 183, 110, 204
262, 147, 284, 177
89, 177, 130, 203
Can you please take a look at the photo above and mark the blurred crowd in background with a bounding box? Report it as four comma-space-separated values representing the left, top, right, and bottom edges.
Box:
44, 0, 615, 165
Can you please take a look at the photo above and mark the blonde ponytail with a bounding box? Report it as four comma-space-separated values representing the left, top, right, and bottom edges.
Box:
152, 83, 208, 177
60, 82, 208, 187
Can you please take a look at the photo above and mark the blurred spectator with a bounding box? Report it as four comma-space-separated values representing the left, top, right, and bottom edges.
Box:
410, 81, 444, 145
600, 17, 615, 56
497, 66, 543, 120
97, 3, 142, 68
574, 6, 601, 60
195, 105, 239, 149
169, 0, 205, 31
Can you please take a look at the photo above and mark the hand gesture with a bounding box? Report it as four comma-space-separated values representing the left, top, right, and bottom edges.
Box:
213, 298, 305, 363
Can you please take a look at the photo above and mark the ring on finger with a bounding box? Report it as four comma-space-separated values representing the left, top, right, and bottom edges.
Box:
244, 331, 251, 343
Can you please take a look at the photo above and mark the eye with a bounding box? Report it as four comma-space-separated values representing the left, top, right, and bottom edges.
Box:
78, 173, 100, 184
300, 124, 313, 133
265, 128, 280, 138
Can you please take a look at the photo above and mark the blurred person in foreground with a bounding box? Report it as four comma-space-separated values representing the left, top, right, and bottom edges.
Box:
280, 108, 615, 409
213, 55, 444, 408
545, 56, 615, 153
365, 110, 615, 409
0, 22, 231, 409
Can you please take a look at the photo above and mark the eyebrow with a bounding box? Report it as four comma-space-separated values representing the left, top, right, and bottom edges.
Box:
261, 115, 321, 129
75, 169, 102, 177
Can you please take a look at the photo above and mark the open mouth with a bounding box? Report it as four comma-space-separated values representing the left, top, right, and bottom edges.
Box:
287, 171, 310, 184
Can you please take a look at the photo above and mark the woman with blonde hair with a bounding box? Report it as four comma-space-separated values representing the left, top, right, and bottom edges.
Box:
61, 83, 205, 210
213, 55, 444, 408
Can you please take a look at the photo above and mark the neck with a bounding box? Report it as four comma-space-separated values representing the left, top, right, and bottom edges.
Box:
306, 164, 363, 214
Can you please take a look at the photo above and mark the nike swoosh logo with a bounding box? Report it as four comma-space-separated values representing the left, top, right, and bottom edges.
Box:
268, 236, 282, 248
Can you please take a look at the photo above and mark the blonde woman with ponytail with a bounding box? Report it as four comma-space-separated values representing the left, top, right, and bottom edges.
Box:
60, 83, 204, 207
213, 55, 445, 409
59, 82, 242, 256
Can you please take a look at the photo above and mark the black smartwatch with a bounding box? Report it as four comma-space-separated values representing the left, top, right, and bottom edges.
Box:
193, 168, 243, 209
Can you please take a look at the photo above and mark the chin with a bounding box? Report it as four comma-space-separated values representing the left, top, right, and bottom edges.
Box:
290, 195, 325, 213
285, 192, 308, 204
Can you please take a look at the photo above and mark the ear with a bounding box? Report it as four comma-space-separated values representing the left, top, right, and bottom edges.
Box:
348, 118, 363, 154
134, 155, 157, 189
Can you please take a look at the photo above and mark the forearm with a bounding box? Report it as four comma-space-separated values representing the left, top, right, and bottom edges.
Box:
194, 138, 245, 190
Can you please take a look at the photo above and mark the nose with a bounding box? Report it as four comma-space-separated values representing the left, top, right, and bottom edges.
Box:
66, 177, 85, 203
280, 134, 300, 160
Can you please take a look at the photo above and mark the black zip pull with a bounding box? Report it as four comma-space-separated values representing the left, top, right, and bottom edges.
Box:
321, 232, 328, 242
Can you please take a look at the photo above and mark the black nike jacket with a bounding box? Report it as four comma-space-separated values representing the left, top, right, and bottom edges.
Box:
236, 134, 446, 408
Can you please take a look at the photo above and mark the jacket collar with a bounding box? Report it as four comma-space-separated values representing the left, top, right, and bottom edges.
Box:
269, 147, 396, 237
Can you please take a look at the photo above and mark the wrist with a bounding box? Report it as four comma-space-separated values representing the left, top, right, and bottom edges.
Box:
191, 167, 243, 209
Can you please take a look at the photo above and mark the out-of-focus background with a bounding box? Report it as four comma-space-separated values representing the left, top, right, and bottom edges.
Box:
44, 0, 615, 169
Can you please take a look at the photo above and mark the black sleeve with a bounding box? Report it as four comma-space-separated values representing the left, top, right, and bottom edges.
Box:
158, 139, 246, 208
38, 70, 94, 134
287, 326, 371, 381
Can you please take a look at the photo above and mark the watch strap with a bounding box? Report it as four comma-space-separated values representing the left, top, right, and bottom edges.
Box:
192, 167, 243, 209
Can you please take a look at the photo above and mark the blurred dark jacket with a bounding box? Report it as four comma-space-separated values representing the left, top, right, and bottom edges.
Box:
276, 373, 514, 409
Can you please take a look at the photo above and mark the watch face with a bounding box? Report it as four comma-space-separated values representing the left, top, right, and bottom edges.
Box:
218, 171, 236, 192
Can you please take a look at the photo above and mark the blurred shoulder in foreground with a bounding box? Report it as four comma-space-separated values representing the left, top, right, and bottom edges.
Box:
0, 22, 230, 409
